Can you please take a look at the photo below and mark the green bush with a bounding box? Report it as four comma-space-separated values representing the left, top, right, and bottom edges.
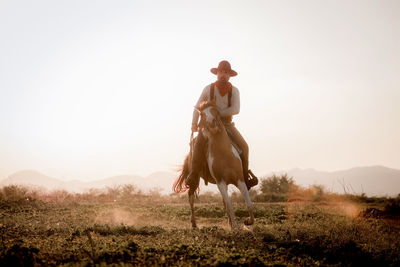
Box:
260, 174, 294, 195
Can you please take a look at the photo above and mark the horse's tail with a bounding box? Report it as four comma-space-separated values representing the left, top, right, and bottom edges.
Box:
173, 154, 190, 193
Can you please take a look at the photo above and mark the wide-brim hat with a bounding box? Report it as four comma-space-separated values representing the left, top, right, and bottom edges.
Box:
210, 60, 238, 76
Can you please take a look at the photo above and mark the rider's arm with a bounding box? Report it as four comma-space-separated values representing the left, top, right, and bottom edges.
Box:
220, 87, 240, 117
192, 85, 210, 127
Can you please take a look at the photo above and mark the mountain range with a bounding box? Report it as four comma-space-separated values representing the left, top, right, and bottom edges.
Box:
0, 170, 177, 195
0, 165, 399, 196
266, 165, 400, 197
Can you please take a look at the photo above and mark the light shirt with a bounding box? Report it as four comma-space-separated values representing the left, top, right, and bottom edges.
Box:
192, 84, 240, 125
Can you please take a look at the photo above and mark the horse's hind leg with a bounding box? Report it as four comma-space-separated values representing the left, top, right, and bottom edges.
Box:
188, 190, 197, 228
237, 180, 255, 226
217, 182, 238, 230
187, 172, 200, 228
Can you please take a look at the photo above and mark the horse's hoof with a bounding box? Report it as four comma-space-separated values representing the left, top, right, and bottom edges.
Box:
244, 217, 254, 226
242, 224, 251, 231
192, 224, 198, 229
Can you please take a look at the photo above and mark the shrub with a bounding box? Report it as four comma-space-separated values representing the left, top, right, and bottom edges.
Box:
0, 185, 43, 204
260, 174, 294, 195
121, 184, 136, 199
0, 185, 29, 201
384, 198, 400, 215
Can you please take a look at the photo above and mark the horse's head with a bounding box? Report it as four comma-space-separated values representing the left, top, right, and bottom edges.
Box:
196, 100, 222, 135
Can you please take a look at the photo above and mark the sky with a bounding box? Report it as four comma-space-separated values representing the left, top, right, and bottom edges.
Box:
0, 0, 399, 181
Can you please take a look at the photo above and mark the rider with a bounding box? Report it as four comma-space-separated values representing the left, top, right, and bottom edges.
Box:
188, 60, 258, 190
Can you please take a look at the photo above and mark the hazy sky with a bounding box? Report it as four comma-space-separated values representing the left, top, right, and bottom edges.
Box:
1, 0, 399, 181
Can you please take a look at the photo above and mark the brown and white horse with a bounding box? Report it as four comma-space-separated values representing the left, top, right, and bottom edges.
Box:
173, 100, 254, 230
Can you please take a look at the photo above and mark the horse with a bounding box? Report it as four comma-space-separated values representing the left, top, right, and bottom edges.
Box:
173, 100, 254, 230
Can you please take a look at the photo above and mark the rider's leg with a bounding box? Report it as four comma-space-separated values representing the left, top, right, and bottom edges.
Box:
224, 124, 249, 176
187, 131, 206, 189
224, 124, 258, 189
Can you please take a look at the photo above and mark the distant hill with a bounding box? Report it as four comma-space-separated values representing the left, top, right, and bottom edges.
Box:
0, 170, 178, 195
2, 170, 64, 189
264, 165, 400, 197
1, 166, 399, 196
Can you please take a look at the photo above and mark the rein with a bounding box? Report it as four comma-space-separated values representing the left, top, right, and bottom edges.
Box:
190, 131, 195, 159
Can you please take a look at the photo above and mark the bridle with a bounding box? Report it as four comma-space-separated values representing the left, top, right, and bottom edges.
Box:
198, 106, 222, 135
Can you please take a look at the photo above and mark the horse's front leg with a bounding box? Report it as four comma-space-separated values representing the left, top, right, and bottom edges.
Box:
237, 180, 255, 225
188, 191, 197, 228
222, 198, 233, 227
217, 182, 238, 230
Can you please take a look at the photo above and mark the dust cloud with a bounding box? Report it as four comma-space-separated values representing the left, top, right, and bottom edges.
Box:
95, 208, 139, 226
287, 185, 361, 218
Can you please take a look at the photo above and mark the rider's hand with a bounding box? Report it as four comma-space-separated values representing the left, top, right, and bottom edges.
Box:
191, 123, 198, 132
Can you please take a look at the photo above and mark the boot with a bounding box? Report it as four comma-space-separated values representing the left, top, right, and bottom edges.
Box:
240, 156, 258, 190
245, 169, 259, 190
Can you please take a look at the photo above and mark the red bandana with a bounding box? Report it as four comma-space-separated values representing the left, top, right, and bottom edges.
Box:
215, 81, 232, 97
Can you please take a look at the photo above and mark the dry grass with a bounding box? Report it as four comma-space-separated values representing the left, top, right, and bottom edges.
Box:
0, 184, 399, 266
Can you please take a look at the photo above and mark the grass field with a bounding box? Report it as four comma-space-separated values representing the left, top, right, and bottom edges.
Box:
1, 185, 399, 266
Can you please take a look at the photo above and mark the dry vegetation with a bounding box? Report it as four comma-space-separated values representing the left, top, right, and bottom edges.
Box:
1, 176, 399, 266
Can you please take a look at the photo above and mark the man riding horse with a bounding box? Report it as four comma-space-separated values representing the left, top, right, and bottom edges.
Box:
187, 60, 258, 191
